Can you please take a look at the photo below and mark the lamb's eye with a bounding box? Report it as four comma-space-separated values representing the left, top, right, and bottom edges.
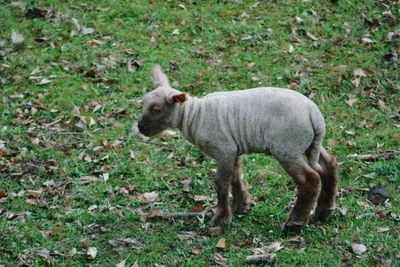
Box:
152, 106, 162, 114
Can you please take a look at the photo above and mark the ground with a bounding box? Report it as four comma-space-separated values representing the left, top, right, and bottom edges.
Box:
0, 0, 399, 266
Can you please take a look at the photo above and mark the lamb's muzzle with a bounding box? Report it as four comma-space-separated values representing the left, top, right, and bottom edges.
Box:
137, 64, 339, 234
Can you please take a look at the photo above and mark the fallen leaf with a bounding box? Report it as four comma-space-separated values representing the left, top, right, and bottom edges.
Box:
26, 198, 37, 205
80, 237, 89, 247
361, 37, 375, 44
192, 246, 203, 255
108, 237, 139, 247
26, 189, 43, 198
138, 191, 159, 203
216, 238, 226, 249
305, 31, 318, 41
354, 68, 367, 77
208, 226, 223, 236
87, 247, 97, 259
11, 30, 24, 44
79, 176, 99, 184
377, 100, 386, 111
116, 259, 127, 267
36, 248, 50, 260
351, 243, 367, 255
288, 44, 295, 53
346, 99, 358, 106
38, 78, 51, 85
214, 253, 228, 265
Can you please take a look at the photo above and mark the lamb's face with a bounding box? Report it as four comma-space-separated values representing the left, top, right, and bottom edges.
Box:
138, 87, 175, 137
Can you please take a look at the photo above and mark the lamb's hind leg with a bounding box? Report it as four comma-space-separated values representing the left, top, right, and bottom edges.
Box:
279, 157, 321, 234
313, 147, 339, 222
231, 156, 251, 214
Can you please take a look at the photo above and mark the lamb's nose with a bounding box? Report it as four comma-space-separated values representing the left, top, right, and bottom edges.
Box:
137, 121, 148, 134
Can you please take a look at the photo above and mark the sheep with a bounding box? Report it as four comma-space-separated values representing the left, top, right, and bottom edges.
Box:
137, 65, 338, 233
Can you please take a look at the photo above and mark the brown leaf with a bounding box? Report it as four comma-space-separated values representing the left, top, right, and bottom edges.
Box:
216, 238, 226, 249
192, 246, 203, 255
346, 99, 358, 106
138, 191, 158, 203
26, 189, 43, 198
190, 204, 204, 212
26, 198, 37, 205
377, 100, 386, 111
80, 237, 89, 247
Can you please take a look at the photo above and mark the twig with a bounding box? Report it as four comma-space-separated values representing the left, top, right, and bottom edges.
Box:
106, 138, 175, 149
145, 211, 213, 220
39, 132, 88, 138
41, 141, 84, 151
245, 255, 275, 265
347, 150, 400, 161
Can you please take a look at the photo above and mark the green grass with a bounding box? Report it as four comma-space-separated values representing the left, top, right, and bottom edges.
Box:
1, 0, 399, 266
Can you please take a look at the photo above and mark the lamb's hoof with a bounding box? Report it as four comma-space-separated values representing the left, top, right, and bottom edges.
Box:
232, 198, 252, 214
313, 206, 335, 222
211, 209, 232, 227
282, 222, 304, 235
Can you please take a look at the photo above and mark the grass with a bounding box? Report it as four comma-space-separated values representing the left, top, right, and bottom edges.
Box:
1, 0, 399, 266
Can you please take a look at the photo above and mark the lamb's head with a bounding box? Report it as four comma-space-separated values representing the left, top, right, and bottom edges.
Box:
138, 64, 186, 137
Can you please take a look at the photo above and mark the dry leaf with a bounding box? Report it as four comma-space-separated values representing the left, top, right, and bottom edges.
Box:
216, 238, 226, 249
377, 100, 386, 111
38, 78, 51, 85
192, 246, 203, 255
288, 44, 294, 53
116, 259, 127, 267
351, 243, 367, 255
346, 99, 358, 106
361, 37, 375, 44
214, 253, 228, 265
26, 198, 37, 205
82, 26, 94, 35
87, 247, 97, 259
11, 30, 24, 44
354, 68, 367, 77
305, 31, 318, 41
138, 191, 159, 203
80, 176, 99, 184
26, 189, 43, 198
80, 237, 89, 247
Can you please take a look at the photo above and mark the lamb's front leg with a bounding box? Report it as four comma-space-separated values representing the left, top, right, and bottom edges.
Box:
211, 159, 235, 227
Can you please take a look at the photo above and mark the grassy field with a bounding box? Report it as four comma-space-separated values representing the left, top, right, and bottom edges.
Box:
1, 0, 399, 266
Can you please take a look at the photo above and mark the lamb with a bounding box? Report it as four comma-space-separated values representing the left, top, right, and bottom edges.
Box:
137, 64, 338, 233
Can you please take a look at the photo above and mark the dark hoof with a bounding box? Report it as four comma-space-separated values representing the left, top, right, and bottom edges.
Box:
282, 223, 304, 235
314, 208, 334, 222
232, 199, 252, 214
210, 210, 232, 227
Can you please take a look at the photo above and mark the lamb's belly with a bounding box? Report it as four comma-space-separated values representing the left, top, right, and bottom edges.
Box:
237, 138, 269, 155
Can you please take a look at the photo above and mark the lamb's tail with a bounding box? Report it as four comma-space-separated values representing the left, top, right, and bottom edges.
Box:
308, 108, 325, 173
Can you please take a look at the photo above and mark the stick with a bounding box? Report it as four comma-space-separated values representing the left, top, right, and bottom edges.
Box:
347, 150, 400, 161
245, 255, 275, 265
106, 138, 175, 149
149, 211, 213, 219
41, 141, 84, 151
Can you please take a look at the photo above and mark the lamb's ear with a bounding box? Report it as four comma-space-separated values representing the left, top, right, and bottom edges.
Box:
166, 92, 187, 105
152, 64, 170, 87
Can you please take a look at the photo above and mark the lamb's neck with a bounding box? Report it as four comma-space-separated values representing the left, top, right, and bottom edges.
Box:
175, 96, 202, 143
